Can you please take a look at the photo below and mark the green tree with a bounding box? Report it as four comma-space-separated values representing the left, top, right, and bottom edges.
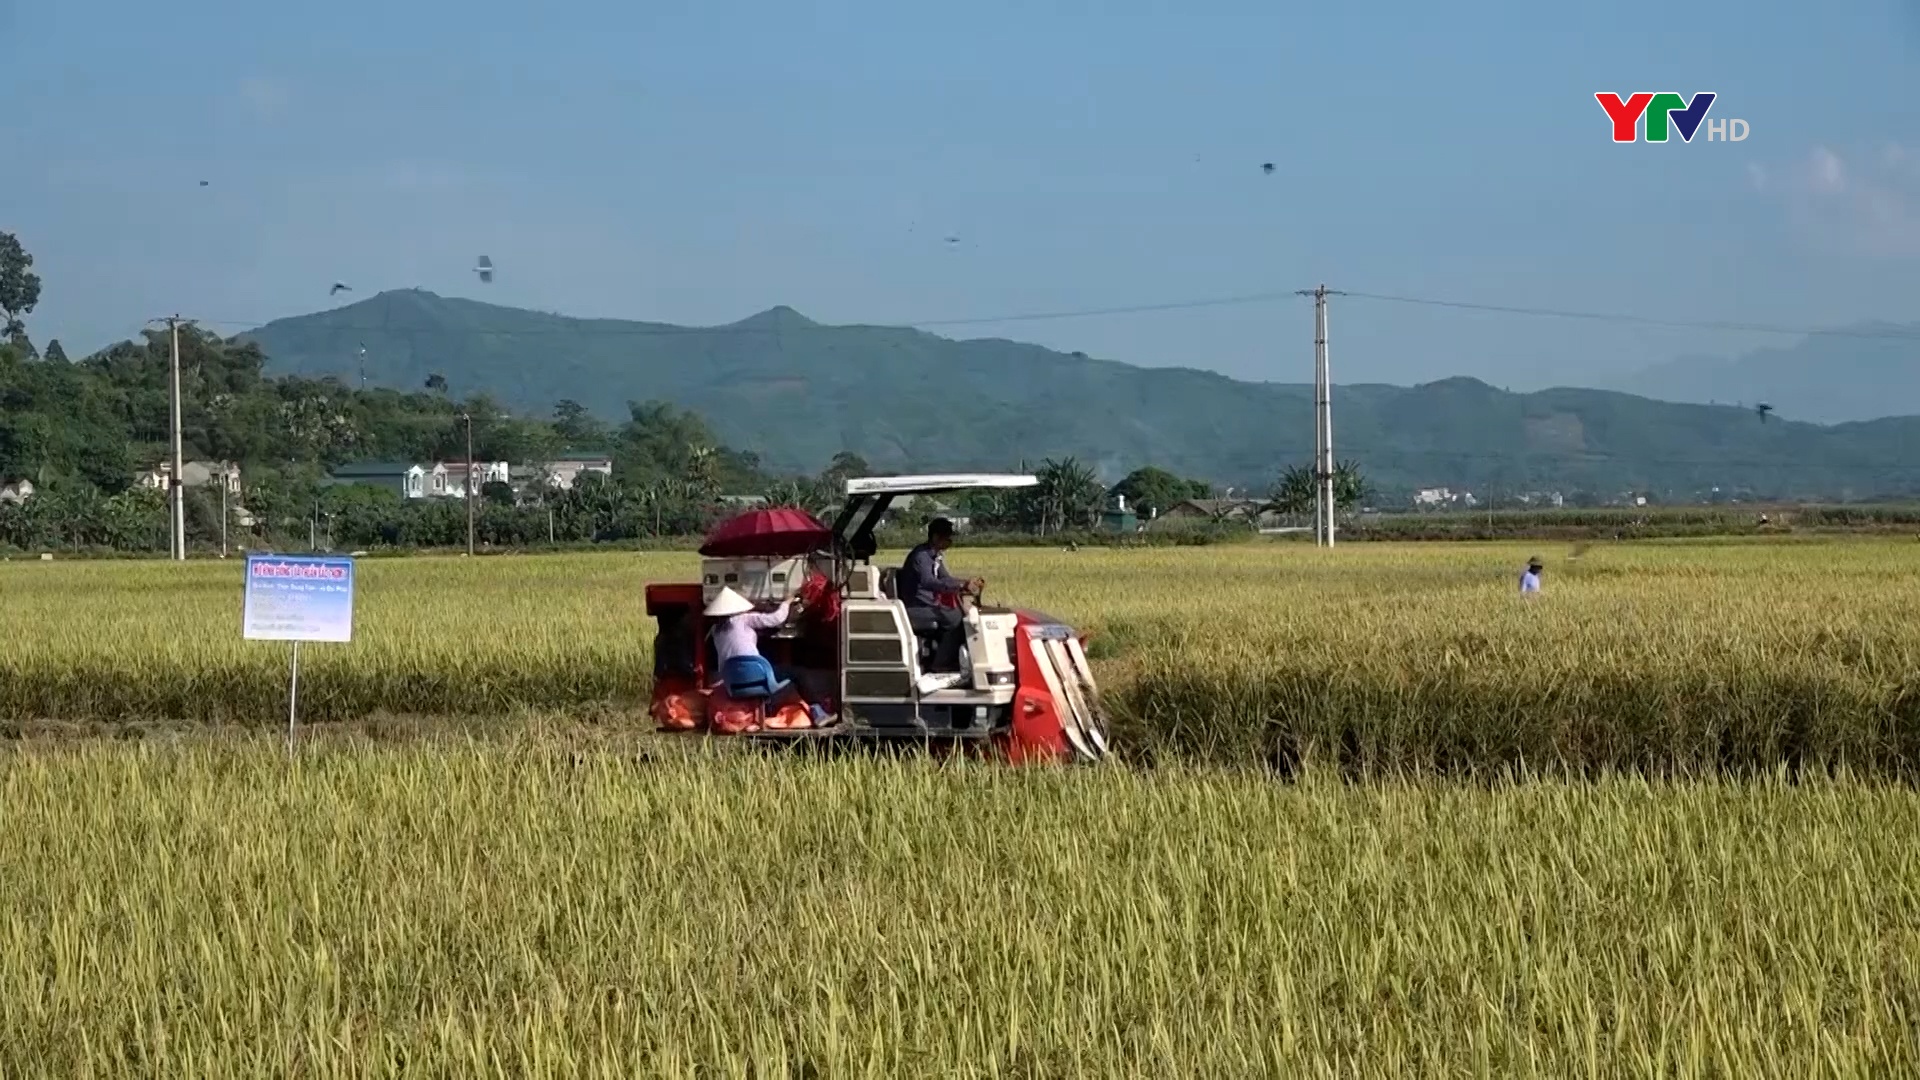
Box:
0, 232, 41, 342
42, 339, 67, 363
1270, 460, 1369, 516
551, 399, 612, 448
1030, 457, 1104, 534
955, 487, 1020, 531
761, 477, 835, 517
1268, 464, 1315, 516
100, 486, 166, 550
76, 434, 136, 494
824, 451, 870, 480
1111, 465, 1211, 519
615, 400, 732, 490
270, 383, 364, 464
1333, 459, 1370, 511
243, 464, 327, 539
682, 445, 720, 505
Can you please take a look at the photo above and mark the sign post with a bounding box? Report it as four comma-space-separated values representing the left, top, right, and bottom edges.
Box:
242, 553, 355, 751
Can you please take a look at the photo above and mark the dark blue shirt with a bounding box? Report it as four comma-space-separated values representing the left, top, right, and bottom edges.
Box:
898, 543, 963, 608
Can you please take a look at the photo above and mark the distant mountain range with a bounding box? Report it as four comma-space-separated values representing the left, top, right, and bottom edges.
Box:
242, 290, 1920, 500
1607, 323, 1920, 425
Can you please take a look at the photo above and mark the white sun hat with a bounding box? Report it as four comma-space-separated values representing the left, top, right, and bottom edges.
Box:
704, 587, 754, 618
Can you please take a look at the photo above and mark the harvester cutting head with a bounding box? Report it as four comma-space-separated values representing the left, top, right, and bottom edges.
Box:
645, 473, 1112, 763
1007, 618, 1111, 763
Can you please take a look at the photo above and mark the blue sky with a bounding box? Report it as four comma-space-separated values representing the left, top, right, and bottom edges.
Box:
5, 0, 1919, 391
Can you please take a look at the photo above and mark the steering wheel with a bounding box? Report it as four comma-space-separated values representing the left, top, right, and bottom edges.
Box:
959, 583, 986, 615
941, 583, 987, 612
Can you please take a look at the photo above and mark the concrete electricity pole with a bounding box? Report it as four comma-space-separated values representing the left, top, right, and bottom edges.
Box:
462, 411, 476, 557
1295, 285, 1343, 547
147, 315, 193, 560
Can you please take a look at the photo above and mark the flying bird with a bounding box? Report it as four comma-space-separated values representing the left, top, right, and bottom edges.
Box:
330, 282, 352, 296
944, 235, 961, 245
474, 255, 493, 284
198, 180, 209, 187
1261, 163, 1275, 174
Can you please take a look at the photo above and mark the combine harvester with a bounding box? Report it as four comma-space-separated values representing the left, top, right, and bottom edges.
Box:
646, 474, 1111, 763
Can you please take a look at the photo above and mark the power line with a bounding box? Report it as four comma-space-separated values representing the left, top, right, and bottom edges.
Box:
909, 291, 1300, 328
180, 291, 1306, 338
166, 286, 1920, 344
1340, 291, 1920, 341
1326, 447, 1915, 475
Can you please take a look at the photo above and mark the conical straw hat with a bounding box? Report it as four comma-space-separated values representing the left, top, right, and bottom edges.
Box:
704, 586, 754, 617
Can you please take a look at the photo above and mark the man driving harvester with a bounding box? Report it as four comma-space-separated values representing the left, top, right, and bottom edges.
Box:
897, 517, 984, 672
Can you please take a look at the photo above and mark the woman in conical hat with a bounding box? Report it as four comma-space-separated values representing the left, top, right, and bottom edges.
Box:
705, 586, 801, 669
1520, 555, 1544, 596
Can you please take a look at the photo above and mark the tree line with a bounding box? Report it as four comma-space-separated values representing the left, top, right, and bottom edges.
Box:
0, 231, 1363, 552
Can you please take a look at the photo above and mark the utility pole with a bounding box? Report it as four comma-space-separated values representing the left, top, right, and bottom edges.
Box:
169, 317, 186, 560
147, 316, 192, 560
463, 412, 476, 556
219, 463, 230, 558
1295, 285, 1343, 547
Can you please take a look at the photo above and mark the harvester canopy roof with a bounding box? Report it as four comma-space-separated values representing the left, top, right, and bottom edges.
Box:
830, 474, 1037, 560
842, 474, 1038, 498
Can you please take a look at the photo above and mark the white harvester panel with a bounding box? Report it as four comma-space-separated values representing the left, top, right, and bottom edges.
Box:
969, 610, 1019, 690
701, 555, 813, 606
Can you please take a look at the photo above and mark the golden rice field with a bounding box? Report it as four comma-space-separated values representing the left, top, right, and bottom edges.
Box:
5, 541, 1920, 1073
0, 743, 1915, 1075
3, 538, 1920, 773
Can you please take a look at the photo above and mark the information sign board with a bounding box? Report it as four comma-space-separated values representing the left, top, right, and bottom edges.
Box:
242, 554, 355, 643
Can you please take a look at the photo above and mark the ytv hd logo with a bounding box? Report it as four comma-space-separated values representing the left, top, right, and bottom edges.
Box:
1595, 92, 1748, 144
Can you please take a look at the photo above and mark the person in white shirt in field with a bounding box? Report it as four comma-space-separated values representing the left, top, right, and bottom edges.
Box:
1519, 556, 1543, 597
